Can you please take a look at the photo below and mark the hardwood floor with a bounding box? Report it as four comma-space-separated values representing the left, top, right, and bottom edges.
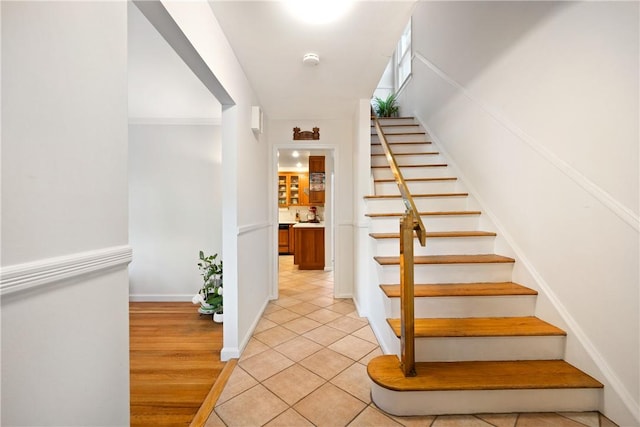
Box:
130, 302, 225, 427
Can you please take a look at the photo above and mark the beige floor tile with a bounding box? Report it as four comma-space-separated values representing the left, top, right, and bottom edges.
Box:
273, 297, 304, 308
239, 348, 295, 381
215, 384, 288, 427
264, 308, 301, 324
352, 325, 380, 344
240, 338, 270, 361
358, 347, 383, 365
215, 366, 258, 405
305, 308, 344, 323
515, 413, 586, 427
432, 415, 494, 426
263, 303, 284, 315
326, 315, 368, 334
329, 334, 378, 361
299, 348, 354, 380
254, 325, 298, 347
254, 317, 278, 333
303, 324, 348, 346
348, 405, 403, 427
281, 316, 322, 334
558, 412, 600, 427
600, 414, 619, 427
388, 412, 437, 427
330, 362, 372, 403
288, 301, 323, 315
294, 383, 367, 427
328, 301, 357, 315
203, 409, 226, 427
274, 335, 323, 362
262, 364, 326, 405
476, 413, 517, 427
264, 408, 315, 427
307, 296, 337, 307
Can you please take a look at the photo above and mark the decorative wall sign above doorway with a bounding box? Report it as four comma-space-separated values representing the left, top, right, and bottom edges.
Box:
293, 127, 320, 140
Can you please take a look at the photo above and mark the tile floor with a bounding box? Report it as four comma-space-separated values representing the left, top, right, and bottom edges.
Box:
205, 255, 617, 427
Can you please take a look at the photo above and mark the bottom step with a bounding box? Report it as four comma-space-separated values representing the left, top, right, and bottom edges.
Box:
368, 355, 603, 416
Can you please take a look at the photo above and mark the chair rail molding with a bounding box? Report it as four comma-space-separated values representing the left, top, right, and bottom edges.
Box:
1, 245, 133, 296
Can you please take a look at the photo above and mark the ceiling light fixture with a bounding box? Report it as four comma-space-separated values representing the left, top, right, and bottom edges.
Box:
292, 150, 300, 158
302, 53, 320, 66
284, 0, 353, 25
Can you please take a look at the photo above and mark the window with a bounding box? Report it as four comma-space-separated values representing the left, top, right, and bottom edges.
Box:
395, 19, 412, 91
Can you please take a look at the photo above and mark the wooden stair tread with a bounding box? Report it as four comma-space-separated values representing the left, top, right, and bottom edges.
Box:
365, 193, 468, 199
371, 123, 419, 128
374, 177, 457, 183
387, 316, 565, 337
366, 210, 481, 218
371, 152, 439, 156
371, 131, 425, 136
372, 164, 447, 168
380, 282, 537, 298
368, 356, 603, 391
371, 141, 432, 146
370, 231, 496, 239
374, 254, 514, 265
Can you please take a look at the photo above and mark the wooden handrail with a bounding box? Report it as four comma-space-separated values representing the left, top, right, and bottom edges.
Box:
371, 107, 427, 377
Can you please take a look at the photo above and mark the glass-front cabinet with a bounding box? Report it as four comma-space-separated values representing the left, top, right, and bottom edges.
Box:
278, 173, 309, 206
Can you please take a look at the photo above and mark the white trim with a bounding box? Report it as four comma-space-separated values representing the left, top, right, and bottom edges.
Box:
128, 117, 221, 126
221, 297, 270, 361
1, 245, 132, 296
414, 51, 640, 232
129, 294, 192, 302
237, 222, 271, 236
419, 119, 640, 426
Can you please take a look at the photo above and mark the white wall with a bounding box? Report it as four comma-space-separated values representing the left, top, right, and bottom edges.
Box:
128, 124, 222, 301
1, 2, 130, 425
160, 1, 271, 360
399, 2, 639, 425
269, 119, 354, 298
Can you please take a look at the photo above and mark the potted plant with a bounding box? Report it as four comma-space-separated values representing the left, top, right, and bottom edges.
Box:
373, 93, 399, 117
192, 251, 223, 321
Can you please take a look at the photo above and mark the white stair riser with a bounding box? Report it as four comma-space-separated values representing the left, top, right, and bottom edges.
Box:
411, 336, 566, 362
371, 154, 443, 167
375, 118, 416, 126
373, 166, 451, 180
368, 215, 480, 233
387, 295, 537, 319
373, 125, 422, 134
365, 197, 468, 212
377, 263, 514, 284
374, 180, 458, 194
372, 144, 436, 155
372, 236, 496, 256
372, 134, 430, 143
371, 386, 601, 416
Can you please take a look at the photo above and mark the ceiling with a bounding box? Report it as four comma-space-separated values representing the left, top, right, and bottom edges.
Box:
128, 1, 415, 122
208, 1, 416, 120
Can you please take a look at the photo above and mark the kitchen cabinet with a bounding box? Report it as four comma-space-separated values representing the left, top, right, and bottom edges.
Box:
278, 173, 309, 206
308, 156, 325, 205
278, 224, 296, 254
293, 225, 324, 270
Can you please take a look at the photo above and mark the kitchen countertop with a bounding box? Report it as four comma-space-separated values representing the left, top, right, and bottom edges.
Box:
292, 222, 324, 228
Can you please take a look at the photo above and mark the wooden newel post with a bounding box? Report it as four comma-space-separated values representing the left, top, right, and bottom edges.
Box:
399, 212, 417, 377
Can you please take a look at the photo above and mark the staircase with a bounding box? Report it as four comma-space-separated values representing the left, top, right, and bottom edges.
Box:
365, 117, 603, 416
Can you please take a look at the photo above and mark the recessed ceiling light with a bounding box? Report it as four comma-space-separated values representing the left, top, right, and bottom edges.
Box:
284, 0, 353, 25
296, 162, 302, 168
292, 150, 300, 158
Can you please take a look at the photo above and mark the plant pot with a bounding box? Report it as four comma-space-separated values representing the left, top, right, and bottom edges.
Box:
213, 312, 224, 323
198, 305, 216, 315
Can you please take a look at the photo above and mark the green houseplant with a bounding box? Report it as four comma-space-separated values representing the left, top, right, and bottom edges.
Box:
373, 93, 399, 117
192, 251, 223, 318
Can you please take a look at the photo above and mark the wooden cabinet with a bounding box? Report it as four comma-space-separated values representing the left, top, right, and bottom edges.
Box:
278, 227, 289, 254
308, 156, 325, 205
294, 227, 324, 270
278, 173, 309, 206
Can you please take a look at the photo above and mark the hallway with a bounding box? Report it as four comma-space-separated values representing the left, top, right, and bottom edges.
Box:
204, 256, 615, 426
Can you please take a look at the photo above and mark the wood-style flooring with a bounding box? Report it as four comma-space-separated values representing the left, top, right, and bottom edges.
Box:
130, 302, 225, 427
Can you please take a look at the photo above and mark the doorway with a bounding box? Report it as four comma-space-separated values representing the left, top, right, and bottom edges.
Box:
274, 147, 336, 299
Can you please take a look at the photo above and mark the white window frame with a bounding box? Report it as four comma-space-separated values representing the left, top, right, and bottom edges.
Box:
395, 18, 412, 93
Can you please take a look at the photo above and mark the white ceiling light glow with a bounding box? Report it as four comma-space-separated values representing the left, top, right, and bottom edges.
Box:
284, 0, 353, 25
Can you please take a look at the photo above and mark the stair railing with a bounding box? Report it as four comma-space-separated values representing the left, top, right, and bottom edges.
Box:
371, 107, 427, 376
